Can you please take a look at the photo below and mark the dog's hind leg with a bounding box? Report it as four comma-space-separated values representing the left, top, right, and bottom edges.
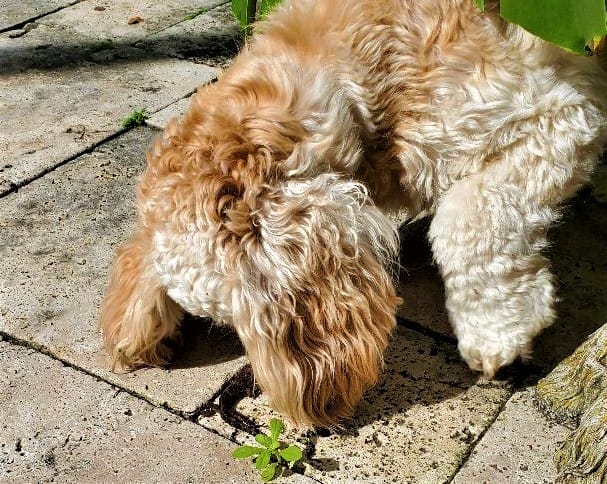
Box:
99, 229, 183, 370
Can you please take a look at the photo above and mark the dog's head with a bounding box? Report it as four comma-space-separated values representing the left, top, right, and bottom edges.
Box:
143, 64, 401, 428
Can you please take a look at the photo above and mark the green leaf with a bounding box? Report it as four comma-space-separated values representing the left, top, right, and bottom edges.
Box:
255, 433, 273, 448
260, 462, 279, 482
269, 418, 283, 443
279, 445, 303, 463
255, 450, 271, 470
231, 0, 257, 30
499, 0, 607, 54
232, 445, 264, 459
473, 0, 485, 12
259, 0, 282, 18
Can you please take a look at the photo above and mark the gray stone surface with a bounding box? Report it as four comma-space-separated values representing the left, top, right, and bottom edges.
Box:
200, 326, 512, 483
0, 341, 258, 483
147, 94, 195, 130
0, 22, 216, 196
142, 2, 242, 68
0, 0, 223, 193
0, 0, 77, 31
38, 0, 229, 43
0, 128, 247, 415
452, 388, 568, 484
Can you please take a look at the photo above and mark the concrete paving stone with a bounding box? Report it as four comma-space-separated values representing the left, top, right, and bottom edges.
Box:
0, 22, 216, 196
141, 2, 242, 68
0, 0, 78, 31
147, 94, 195, 130
0, 127, 247, 415
37, 0, 229, 44
452, 388, 568, 484
0, 341, 260, 483
199, 326, 512, 483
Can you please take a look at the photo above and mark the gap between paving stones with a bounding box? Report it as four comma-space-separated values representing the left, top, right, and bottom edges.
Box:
0, 330, 214, 421
444, 392, 512, 483
0, 0, 84, 34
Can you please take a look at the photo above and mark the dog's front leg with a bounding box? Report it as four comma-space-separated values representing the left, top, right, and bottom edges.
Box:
428, 173, 558, 377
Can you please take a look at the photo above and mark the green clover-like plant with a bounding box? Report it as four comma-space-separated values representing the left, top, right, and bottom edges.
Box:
232, 418, 304, 482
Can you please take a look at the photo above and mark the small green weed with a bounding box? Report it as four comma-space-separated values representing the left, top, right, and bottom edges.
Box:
183, 6, 209, 21
121, 108, 148, 128
232, 418, 303, 482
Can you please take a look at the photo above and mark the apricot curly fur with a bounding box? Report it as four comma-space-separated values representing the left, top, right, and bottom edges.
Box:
100, 0, 607, 427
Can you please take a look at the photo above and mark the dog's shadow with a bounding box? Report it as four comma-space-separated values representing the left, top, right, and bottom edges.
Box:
532, 183, 607, 376
168, 317, 245, 370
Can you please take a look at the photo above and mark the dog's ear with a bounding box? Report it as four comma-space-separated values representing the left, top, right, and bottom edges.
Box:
229, 175, 401, 428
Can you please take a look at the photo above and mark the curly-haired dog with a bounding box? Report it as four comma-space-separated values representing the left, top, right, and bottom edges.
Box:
100, 0, 607, 427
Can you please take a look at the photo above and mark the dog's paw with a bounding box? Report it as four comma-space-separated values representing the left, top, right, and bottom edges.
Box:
457, 334, 533, 378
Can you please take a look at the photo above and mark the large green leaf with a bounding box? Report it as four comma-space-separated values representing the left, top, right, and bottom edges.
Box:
499, 0, 607, 53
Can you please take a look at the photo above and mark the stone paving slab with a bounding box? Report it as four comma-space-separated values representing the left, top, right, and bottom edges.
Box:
200, 326, 512, 483
37, 0, 228, 44
147, 94, 195, 130
0, 127, 247, 416
0, 21, 216, 196
141, 2, 241, 68
452, 388, 568, 484
0, 0, 78, 31
0, 0, 225, 196
533, 167, 607, 373
0, 341, 259, 483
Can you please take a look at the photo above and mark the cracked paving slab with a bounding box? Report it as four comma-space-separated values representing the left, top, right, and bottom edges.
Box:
0, 2, 225, 196
451, 388, 568, 484
0, 340, 259, 483
0, 127, 247, 416
200, 326, 513, 483
0, 0, 78, 31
